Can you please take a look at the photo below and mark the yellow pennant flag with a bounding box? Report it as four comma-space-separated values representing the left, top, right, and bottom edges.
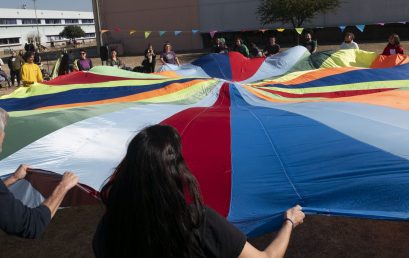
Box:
129, 30, 137, 36
276, 28, 285, 32
295, 28, 304, 35
144, 31, 152, 39
100, 29, 109, 34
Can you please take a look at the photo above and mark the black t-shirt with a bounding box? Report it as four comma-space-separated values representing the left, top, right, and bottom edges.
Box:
93, 206, 246, 258
263, 44, 280, 56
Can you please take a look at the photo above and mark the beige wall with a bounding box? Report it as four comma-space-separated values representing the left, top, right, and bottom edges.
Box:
98, 0, 202, 54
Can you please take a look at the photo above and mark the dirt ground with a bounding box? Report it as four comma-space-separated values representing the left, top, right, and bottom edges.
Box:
1, 42, 409, 257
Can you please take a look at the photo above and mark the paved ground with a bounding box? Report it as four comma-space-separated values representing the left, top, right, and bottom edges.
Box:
1, 42, 409, 257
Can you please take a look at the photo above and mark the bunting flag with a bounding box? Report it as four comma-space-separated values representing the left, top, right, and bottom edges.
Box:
100, 29, 109, 34
398, 21, 407, 24
277, 28, 285, 32
144, 31, 152, 39
192, 29, 199, 34
159, 31, 166, 37
377, 23, 385, 26
295, 28, 304, 35
114, 27, 121, 32
260, 29, 268, 33
129, 30, 137, 36
355, 25, 365, 32
210, 30, 217, 38
174, 31, 182, 36
339, 26, 346, 32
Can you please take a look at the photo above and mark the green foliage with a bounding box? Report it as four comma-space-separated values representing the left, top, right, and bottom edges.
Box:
59, 25, 86, 40
257, 0, 341, 28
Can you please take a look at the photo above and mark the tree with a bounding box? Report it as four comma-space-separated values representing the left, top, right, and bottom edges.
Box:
59, 25, 86, 41
257, 0, 340, 44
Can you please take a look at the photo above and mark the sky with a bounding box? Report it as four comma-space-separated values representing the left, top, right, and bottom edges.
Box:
0, 0, 92, 11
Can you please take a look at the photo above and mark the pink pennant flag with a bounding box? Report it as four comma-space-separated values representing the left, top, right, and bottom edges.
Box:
260, 29, 268, 33
210, 30, 217, 38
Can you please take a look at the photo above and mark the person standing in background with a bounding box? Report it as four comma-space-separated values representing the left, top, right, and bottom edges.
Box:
7, 51, 24, 87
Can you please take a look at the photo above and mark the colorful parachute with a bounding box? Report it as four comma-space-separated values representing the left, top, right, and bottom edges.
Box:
1, 47, 409, 237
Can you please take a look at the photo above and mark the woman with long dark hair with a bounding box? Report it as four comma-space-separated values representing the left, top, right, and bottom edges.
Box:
93, 125, 304, 258
382, 34, 404, 55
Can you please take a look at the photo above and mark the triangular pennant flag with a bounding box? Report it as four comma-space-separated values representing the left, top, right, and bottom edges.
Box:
355, 24, 365, 32
339, 25, 346, 32
209, 30, 217, 38
159, 31, 166, 37
277, 28, 285, 32
100, 29, 109, 34
174, 31, 182, 36
129, 30, 137, 36
114, 27, 121, 32
144, 31, 152, 39
192, 29, 199, 34
260, 29, 268, 33
295, 28, 304, 35
377, 23, 385, 26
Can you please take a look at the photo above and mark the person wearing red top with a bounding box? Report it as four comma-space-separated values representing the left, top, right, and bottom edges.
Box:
382, 34, 404, 55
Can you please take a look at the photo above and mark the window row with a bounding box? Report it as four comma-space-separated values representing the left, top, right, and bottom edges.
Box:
0, 37, 20, 45
46, 33, 96, 42
0, 19, 94, 25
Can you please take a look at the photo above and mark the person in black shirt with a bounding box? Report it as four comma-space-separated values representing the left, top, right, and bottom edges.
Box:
0, 108, 80, 239
142, 43, 156, 73
93, 124, 305, 258
263, 36, 280, 56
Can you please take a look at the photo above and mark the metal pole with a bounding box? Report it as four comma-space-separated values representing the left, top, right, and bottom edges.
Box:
92, 0, 103, 55
33, 0, 41, 46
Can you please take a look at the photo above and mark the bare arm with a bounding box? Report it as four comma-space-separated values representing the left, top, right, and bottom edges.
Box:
175, 57, 181, 66
3, 164, 28, 187
42, 172, 78, 217
160, 57, 166, 65
239, 205, 305, 258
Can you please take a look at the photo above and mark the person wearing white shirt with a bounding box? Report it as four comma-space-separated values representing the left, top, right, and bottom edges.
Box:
340, 32, 359, 50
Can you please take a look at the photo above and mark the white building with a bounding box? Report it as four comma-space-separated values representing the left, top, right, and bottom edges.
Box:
0, 8, 95, 52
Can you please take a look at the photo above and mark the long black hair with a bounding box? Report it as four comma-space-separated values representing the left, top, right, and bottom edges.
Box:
100, 125, 205, 258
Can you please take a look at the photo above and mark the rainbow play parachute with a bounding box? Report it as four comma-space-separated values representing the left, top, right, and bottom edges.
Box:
1, 47, 409, 236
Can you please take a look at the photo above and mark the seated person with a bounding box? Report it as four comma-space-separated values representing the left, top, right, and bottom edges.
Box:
143, 44, 156, 73
76, 49, 93, 71
382, 34, 404, 55
106, 49, 124, 68
214, 38, 229, 54
21, 51, 43, 86
340, 32, 359, 50
233, 38, 250, 57
263, 36, 280, 56
160, 42, 181, 66
302, 32, 317, 54
249, 42, 263, 57
0, 108, 79, 239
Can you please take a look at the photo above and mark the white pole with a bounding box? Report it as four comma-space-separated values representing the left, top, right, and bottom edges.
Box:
33, 0, 41, 47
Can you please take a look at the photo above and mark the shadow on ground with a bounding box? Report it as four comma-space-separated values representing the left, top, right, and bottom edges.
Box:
0, 205, 408, 258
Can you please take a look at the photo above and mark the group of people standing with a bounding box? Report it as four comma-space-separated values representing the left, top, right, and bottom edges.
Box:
0, 50, 44, 87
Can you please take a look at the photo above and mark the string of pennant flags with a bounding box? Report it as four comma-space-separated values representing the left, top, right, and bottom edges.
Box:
100, 21, 408, 39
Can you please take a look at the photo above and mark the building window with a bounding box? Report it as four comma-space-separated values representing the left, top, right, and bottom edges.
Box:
45, 19, 61, 24
0, 37, 20, 45
85, 33, 96, 38
65, 19, 79, 24
82, 19, 94, 24
22, 19, 41, 25
46, 35, 65, 41
0, 19, 17, 25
